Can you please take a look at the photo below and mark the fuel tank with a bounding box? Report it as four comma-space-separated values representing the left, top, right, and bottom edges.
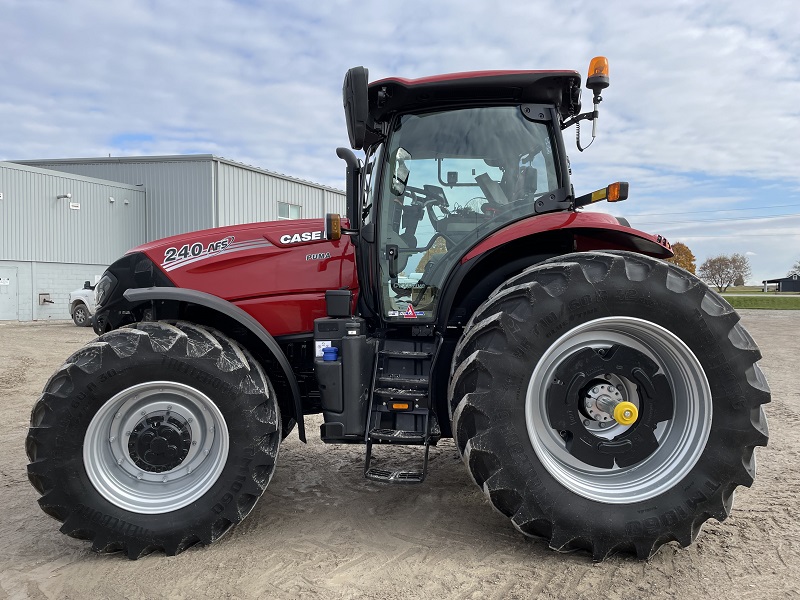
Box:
131, 219, 357, 336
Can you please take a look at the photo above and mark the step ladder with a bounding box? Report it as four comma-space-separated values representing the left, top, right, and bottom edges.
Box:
364, 343, 440, 483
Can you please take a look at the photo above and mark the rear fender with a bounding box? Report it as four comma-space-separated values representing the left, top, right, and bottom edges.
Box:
123, 287, 306, 442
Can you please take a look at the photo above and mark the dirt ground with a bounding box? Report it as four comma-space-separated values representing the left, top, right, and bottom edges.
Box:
0, 311, 798, 600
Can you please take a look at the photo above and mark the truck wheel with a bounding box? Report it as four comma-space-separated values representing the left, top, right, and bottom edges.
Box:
72, 304, 91, 327
449, 251, 770, 560
26, 321, 281, 559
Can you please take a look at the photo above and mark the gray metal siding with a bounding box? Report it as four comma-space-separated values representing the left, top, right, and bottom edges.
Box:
15, 158, 214, 240
0, 162, 146, 264
216, 160, 346, 225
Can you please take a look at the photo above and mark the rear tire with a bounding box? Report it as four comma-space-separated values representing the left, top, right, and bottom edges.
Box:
449, 251, 770, 560
72, 304, 91, 327
26, 321, 281, 559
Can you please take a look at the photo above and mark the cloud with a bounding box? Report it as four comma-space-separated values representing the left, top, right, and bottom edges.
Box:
2, 0, 798, 283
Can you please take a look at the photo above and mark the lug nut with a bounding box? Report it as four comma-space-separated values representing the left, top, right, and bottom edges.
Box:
188, 418, 193, 423
137, 473, 143, 480
117, 458, 124, 465
109, 436, 115, 442
162, 476, 168, 483
192, 440, 197, 446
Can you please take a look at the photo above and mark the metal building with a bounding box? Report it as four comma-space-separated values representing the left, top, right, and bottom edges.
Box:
3, 155, 345, 322
15, 155, 346, 240
0, 162, 147, 321
762, 275, 800, 292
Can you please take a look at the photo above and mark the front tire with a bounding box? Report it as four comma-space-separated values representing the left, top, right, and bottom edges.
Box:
72, 304, 91, 327
26, 321, 281, 559
450, 251, 770, 560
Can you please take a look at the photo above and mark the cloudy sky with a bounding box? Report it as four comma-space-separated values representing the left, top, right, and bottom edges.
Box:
2, 0, 799, 283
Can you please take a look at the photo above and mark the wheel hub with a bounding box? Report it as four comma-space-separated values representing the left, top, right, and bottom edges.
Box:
128, 410, 192, 472
583, 382, 623, 423
547, 344, 674, 469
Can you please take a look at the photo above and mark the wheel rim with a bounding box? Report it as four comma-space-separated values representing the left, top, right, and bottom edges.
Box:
525, 316, 712, 504
84, 381, 229, 514
74, 307, 87, 324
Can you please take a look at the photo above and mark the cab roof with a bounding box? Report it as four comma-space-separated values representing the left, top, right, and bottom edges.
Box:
367, 70, 581, 122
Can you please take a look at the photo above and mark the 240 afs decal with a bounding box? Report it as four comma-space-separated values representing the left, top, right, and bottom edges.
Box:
163, 236, 235, 264
160, 236, 274, 272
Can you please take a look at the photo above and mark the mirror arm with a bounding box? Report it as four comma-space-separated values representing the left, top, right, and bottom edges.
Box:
336, 147, 361, 230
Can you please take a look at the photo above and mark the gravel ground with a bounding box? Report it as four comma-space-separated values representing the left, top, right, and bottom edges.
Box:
0, 311, 798, 600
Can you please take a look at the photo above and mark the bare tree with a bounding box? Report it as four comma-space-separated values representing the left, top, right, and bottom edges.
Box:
665, 242, 696, 274
730, 253, 752, 286
698, 254, 752, 292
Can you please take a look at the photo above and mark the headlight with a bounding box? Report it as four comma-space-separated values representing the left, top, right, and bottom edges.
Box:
94, 273, 117, 308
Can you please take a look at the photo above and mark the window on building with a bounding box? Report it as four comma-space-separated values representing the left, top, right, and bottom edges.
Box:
278, 202, 301, 220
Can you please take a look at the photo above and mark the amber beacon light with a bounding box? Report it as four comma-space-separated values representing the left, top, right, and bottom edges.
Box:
586, 56, 609, 93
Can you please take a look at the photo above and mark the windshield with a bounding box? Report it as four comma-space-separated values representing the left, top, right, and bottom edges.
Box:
377, 106, 561, 322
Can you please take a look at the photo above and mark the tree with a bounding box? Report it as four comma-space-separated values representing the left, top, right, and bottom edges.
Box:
789, 260, 800, 277
665, 242, 696, 274
698, 253, 752, 292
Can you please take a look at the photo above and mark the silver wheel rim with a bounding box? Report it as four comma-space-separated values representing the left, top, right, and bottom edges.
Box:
84, 381, 229, 514
525, 316, 712, 504
74, 308, 86, 324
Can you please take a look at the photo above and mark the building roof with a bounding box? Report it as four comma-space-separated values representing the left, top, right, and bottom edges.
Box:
14, 154, 344, 195
762, 275, 799, 283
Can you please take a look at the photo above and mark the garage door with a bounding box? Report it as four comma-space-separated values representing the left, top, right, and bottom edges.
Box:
0, 267, 18, 320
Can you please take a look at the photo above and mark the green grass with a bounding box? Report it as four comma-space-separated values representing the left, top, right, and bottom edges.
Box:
720, 295, 800, 310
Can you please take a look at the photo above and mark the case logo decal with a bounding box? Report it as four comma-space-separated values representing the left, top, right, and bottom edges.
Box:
280, 231, 323, 244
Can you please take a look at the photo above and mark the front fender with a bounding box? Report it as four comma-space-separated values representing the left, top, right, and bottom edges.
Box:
123, 286, 306, 442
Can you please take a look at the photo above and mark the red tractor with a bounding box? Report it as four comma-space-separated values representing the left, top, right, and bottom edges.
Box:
27, 58, 770, 560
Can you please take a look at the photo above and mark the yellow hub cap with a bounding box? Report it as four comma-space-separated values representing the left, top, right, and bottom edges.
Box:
613, 401, 638, 425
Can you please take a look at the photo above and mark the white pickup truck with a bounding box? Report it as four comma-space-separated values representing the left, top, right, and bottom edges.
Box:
68, 282, 96, 327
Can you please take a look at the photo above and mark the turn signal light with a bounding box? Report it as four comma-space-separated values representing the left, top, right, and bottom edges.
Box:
574, 182, 629, 208
324, 213, 342, 241
389, 402, 410, 411
607, 181, 629, 202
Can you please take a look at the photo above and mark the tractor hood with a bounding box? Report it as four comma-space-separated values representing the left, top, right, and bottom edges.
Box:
124, 219, 357, 336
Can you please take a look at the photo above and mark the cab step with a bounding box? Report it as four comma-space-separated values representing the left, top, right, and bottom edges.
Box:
369, 428, 426, 443
365, 465, 427, 483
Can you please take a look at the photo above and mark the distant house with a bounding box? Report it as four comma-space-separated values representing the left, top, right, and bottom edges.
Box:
762, 275, 800, 292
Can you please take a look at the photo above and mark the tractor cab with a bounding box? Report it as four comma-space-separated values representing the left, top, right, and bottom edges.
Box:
372, 104, 564, 322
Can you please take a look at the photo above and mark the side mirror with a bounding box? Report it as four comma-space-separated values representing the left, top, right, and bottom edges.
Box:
83, 280, 91, 289
343, 67, 369, 150
390, 147, 412, 196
